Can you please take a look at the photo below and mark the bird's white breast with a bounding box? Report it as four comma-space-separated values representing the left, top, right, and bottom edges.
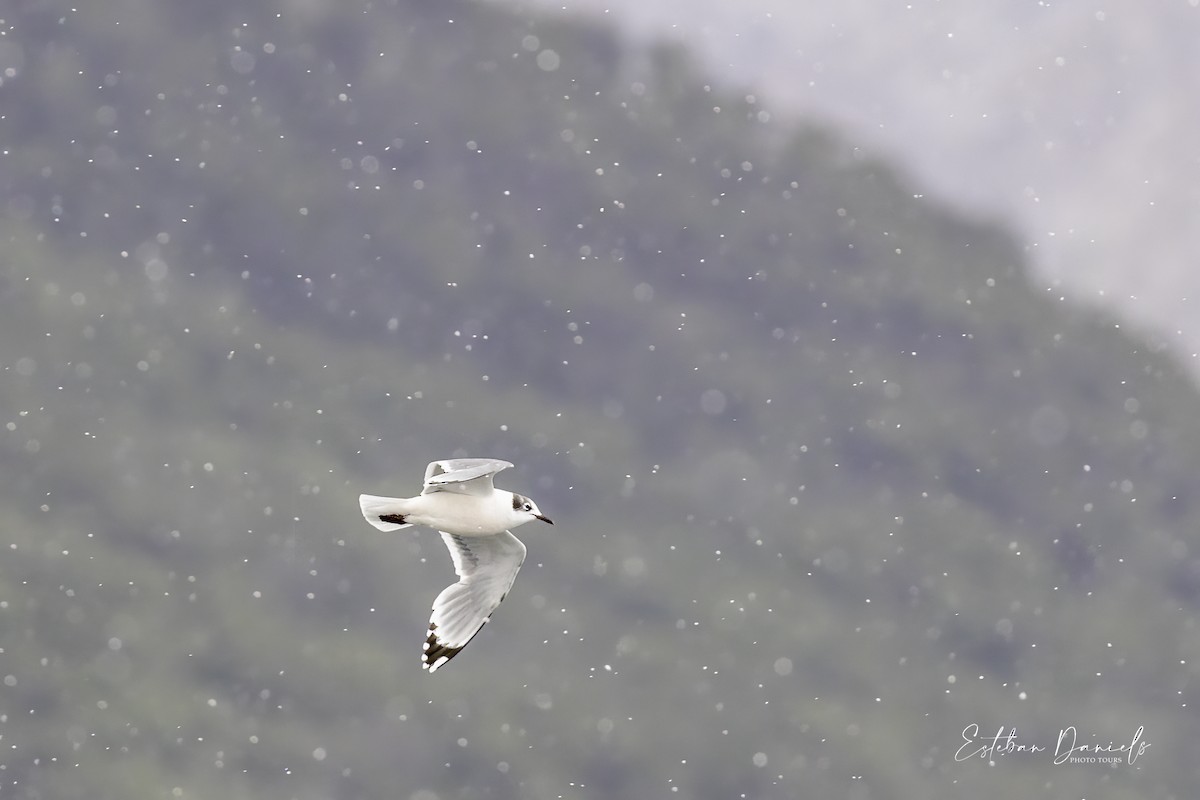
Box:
410, 490, 516, 536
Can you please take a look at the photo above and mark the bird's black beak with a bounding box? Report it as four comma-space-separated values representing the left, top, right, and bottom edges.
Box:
535, 514, 554, 525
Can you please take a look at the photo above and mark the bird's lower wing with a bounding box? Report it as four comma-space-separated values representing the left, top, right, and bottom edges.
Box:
424, 530, 526, 672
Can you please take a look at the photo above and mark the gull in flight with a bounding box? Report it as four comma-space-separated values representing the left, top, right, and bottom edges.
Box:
359, 458, 552, 672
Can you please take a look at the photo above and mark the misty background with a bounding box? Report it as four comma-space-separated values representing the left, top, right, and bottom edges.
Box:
513, 0, 1200, 365
1, 1, 1197, 798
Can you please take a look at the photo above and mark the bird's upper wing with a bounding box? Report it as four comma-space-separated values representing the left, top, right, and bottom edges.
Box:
421, 458, 514, 496
423, 530, 526, 672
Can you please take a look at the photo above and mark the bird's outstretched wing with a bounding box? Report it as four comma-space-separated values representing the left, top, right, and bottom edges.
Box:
422, 458, 514, 496
424, 530, 526, 672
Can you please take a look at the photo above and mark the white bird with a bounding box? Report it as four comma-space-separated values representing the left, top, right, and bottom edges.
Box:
359, 458, 553, 672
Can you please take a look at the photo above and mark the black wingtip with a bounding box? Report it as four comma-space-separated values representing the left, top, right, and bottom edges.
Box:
423, 623, 464, 672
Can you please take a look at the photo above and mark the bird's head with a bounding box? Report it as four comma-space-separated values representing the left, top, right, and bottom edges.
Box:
512, 492, 553, 526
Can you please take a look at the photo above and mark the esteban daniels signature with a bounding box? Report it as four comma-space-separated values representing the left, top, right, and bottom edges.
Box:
955, 723, 1151, 765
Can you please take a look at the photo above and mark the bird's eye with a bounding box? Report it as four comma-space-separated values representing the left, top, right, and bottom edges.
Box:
523, 503, 532, 511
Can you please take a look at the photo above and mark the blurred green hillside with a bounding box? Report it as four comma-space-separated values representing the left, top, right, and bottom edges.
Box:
1, 1, 1197, 798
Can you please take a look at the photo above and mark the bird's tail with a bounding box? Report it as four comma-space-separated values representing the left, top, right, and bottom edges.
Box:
359, 494, 415, 532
